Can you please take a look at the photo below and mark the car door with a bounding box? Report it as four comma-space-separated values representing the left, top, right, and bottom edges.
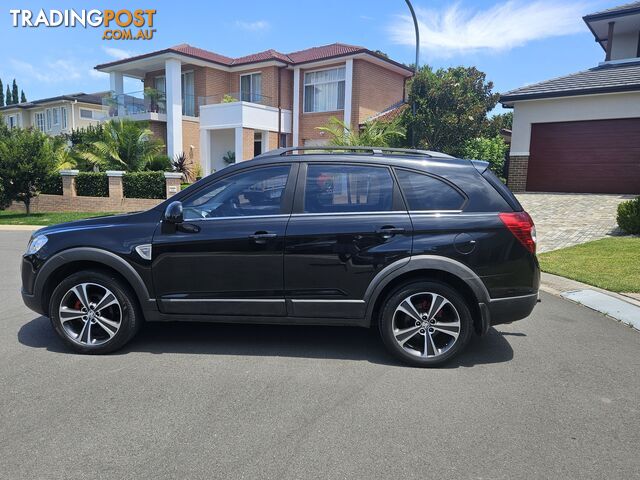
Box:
284, 162, 412, 319
152, 163, 297, 316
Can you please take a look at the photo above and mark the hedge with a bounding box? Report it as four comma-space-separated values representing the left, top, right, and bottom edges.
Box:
123, 171, 165, 199
41, 174, 63, 195
617, 197, 640, 234
76, 172, 109, 197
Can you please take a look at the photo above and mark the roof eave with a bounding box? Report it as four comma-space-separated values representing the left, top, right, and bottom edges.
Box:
500, 84, 640, 104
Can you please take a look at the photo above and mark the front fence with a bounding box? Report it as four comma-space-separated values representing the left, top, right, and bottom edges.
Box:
7, 170, 183, 213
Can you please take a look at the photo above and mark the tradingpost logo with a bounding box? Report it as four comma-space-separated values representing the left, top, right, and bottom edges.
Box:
9, 9, 157, 40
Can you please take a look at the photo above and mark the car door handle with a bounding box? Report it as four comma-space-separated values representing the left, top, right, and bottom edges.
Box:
249, 231, 277, 243
376, 226, 405, 235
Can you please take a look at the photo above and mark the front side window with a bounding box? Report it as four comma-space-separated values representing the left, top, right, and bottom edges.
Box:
304, 67, 345, 113
182, 165, 291, 220
240, 73, 262, 103
395, 169, 466, 211
304, 165, 393, 213
35, 112, 46, 132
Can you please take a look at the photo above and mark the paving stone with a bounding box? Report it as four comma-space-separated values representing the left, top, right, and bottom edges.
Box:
516, 193, 635, 252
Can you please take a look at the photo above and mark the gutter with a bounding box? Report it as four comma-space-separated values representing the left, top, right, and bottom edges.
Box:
277, 66, 282, 144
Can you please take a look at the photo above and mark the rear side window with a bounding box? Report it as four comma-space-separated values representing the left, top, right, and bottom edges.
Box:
304, 164, 393, 213
395, 169, 465, 211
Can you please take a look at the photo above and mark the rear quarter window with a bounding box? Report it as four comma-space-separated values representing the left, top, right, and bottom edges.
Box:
395, 169, 466, 211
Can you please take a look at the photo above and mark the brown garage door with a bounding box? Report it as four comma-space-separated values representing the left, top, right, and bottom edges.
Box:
527, 119, 640, 193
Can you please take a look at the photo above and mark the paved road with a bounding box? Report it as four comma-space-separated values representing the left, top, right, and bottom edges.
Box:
1, 230, 639, 480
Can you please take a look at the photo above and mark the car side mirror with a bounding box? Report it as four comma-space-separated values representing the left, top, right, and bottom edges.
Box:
164, 201, 183, 224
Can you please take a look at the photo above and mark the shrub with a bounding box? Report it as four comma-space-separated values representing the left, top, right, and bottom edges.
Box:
145, 155, 172, 171
41, 174, 63, 195
461, 135, 508, 180
617, 197, 640, 234
123, 171, 165, 199
76, 172, 109, 197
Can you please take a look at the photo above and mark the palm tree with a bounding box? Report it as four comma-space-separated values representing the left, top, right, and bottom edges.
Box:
316, 116, 404, 147
78, 119, 164, 171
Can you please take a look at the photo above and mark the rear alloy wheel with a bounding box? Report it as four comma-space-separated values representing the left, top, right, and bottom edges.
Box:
49, 270, 141, 354
380, 281, 472, 367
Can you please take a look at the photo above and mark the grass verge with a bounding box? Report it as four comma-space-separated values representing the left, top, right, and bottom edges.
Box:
0, 211, 116, 226
538, 237, 640, 293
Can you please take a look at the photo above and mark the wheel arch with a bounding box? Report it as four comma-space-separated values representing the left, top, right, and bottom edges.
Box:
364, 256, 490, 333
35, 248, 153, 316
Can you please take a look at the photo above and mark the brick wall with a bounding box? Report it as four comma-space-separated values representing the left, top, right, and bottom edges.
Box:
148, 121, 167, 153
352, 59, 406, 124
182, 119, 200, 173
7, 195, 161, 214
507, 155, 529, 192
242, 128, 255, 160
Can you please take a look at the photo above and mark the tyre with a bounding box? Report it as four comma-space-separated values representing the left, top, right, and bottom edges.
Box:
379, 281, 473, 367
48, 270, 142, 354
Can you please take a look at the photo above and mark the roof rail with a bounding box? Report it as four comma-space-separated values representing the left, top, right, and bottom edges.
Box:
254, 146, 453, 159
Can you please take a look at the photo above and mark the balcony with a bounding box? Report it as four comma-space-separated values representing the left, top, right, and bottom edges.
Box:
198, 92, 275, 109
102, 90, 197, 120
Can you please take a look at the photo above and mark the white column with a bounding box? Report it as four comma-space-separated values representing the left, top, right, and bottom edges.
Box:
109, 72, 124, 116
234, 127, 243, 163
165, 58, 183, 159
200, 128, 211, 175
343, 59, 354, 132
292, 67, 300, 146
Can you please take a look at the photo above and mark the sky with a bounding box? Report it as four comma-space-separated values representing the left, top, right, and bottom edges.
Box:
0, 0, 619, 114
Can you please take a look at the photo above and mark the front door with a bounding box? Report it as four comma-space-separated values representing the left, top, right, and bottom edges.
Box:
284, 163, 412, 319
152, 164, 296, 316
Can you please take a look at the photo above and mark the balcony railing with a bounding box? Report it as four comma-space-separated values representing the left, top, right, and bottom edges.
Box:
103, 91, 197, 118
198, 92, 275, 109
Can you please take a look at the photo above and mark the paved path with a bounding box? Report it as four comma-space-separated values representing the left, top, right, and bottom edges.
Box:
516, 193, 634, 252
1, 230, 639, 480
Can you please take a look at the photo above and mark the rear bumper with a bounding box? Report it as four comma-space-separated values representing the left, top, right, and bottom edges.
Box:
487, 293, 538, 326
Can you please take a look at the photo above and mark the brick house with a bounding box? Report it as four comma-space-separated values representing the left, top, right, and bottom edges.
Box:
94, 43, 413, 174
500, 2, 640, 194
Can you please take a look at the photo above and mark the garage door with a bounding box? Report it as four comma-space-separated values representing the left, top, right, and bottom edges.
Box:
527, 119, 640, 193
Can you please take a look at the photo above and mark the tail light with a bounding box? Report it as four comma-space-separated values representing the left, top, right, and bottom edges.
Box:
499, 211, 537, 254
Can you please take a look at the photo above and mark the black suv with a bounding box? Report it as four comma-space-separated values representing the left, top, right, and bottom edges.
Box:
21, 147, 539, 367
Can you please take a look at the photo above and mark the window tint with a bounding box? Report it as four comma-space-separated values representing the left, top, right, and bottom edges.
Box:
304, 165, 393, 213
182, 166, 290, 220
396, 169, 465, 211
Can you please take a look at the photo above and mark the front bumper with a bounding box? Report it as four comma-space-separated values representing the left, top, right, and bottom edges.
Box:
21, 289, 45, 315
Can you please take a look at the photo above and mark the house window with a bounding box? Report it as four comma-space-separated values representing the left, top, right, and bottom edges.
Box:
46, 109, 52, 130
240, 73, 262, 103
61, 107, 68, 129
52, 107, 60, 126
303, 67, 345, 113
253, 131, 263, 157
154, 71, 196, 116
279, 133, 288, 148
35, 112, 46, 132
80, 109, 93, 119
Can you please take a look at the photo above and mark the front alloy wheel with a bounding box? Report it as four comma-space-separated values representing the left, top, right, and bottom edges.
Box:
59, 283, 122, 346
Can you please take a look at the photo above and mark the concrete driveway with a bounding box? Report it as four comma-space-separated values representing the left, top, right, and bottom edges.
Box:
1, 230, 639, 479
516, 193, 635, 252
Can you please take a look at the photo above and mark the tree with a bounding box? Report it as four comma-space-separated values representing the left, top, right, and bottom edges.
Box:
5, 85, 12, 105
484, 112, 513, 138
77, 119, 164, 171
11, 79, 18, 105
20, 90, 26, 104
0, 128, 58, 214
316, 116, 405, 147
461, 135, 508, 180
401, 66, 500, 157
0, 79, 4, 107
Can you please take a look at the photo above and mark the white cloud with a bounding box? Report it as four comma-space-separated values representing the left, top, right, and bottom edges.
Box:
10, 58, 83, 83
102, 46, 134, 60
234, 19, 270, 31
388, 1, 589, 58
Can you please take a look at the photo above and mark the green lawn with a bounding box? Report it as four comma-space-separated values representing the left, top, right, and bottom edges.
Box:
538, 237, 640, 293
0, 211, 115, 226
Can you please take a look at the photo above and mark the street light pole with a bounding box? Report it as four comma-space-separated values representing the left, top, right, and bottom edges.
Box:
404, 0, 419, 148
